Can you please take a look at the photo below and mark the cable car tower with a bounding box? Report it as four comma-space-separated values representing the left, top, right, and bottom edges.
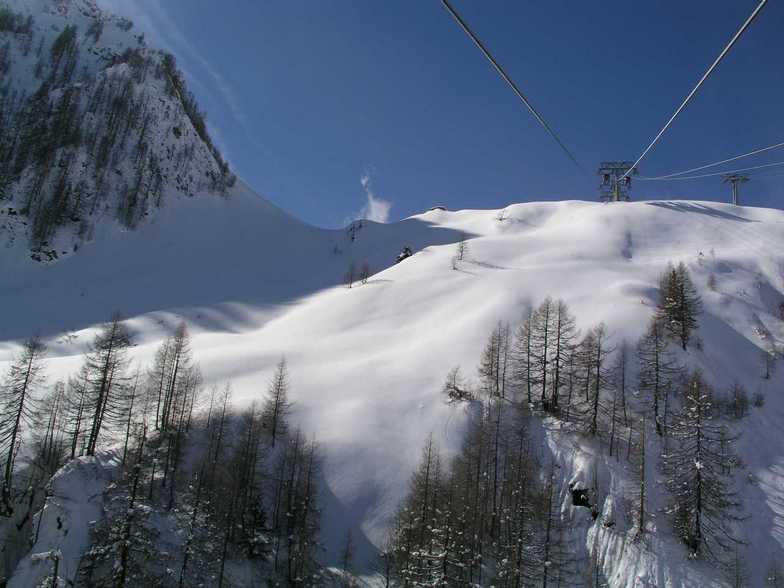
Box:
722, 173, 748, 205
598, 162, 638, 202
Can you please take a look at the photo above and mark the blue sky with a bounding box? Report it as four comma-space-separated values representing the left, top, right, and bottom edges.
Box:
96, 1, 784, 228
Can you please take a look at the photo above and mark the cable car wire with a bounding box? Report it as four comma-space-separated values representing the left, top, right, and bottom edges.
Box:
621, 0, 768, 180
638, 159, 784, 181
641, 140, 784, 180
439, 0, 587, 176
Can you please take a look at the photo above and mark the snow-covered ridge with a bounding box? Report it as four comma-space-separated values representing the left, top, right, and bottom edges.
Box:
0, 0, 233, 255
2, 196, 783, 585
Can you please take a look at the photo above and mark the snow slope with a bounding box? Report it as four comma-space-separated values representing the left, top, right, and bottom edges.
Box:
0, 180, 463, 341
2, 195, 784, 586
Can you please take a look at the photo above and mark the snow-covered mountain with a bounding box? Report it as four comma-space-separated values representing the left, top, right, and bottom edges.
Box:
3, 186, 784, 585
2, 1, 784, 586
0, 0, 233, 258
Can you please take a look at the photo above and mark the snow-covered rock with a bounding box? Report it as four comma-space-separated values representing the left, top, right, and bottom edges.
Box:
8, 451, 121, 587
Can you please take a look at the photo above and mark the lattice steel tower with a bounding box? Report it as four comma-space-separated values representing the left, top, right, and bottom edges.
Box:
598, 162, 638, 202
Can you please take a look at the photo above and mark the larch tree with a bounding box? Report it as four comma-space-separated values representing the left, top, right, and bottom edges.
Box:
562, 343, 581, 423
121, 368, 141, 465
512, 309, 538, 406
83, 315, 133, 456
636, 415, 647, 537
614, 341, 630, 428
163, 362, 203, 510
478, 322, 511, 399
209, 383, 232, 486
31, 381, 67, 480
607, 341, 632, 458
63, 366, 89, 459
269, 428, 321, 585
344, 262, 355, 289
656, 262, 702, 351
531, 298, 554, 409
159, 322, 193, 433
581, 323, 614, 437
0, 336, 46, 513
442, 366, 471, 403
262, 358, 292, 448
637, 317, 681, 436
662, 371, 743, 561
537, 465, 580, 587
115, 424, 146, 588
148, 335, 172, 431
457, 234, 468, 261
227, 404, 267, 558
391, 435, 447, 587
547, 299, 578, 413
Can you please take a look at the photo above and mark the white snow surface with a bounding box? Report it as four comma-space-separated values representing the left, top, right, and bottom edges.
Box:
3, 191, 784, 586
8, 451, 121, 587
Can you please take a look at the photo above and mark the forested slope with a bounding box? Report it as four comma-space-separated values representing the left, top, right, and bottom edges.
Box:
0, 0, 234, 259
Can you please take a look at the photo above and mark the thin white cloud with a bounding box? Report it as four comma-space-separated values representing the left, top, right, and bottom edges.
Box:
357, 172, 392, 223
95, 0, 247, 127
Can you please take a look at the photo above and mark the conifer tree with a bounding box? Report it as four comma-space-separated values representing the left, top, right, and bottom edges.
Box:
656, 262, 702, 350
638, 317, 681, 436
532, 298, 554, 408
614, 341, 629, 428
83, 315, 133, 456
281, 430, 321, 585
159, 322, 193, 432
63, 366, 89, 459
548, 300, 578, 412
537, 465, 580, 587
581, 324, 613, 437
562, 343, 580, 423
636, 415, 647, 537
31, 381, 67, 480
148, 336, 172, 431
662, 371, 742, 561
512, 309, 538, 405
391, 435, 447, 587
457, 234, 468, 261
478, 322, 510, 398
0, 337, 46, 513
228, 404, 267, 557
442, 366, 471, 403
262, 358, 291, 448
211, 383, 231, 468
116, 424, 146, 588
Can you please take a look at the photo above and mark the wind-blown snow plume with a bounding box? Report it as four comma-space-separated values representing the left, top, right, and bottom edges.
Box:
357, 172, 392, 223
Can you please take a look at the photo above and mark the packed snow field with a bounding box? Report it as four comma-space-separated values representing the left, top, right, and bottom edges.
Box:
2, 186, 784, 585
